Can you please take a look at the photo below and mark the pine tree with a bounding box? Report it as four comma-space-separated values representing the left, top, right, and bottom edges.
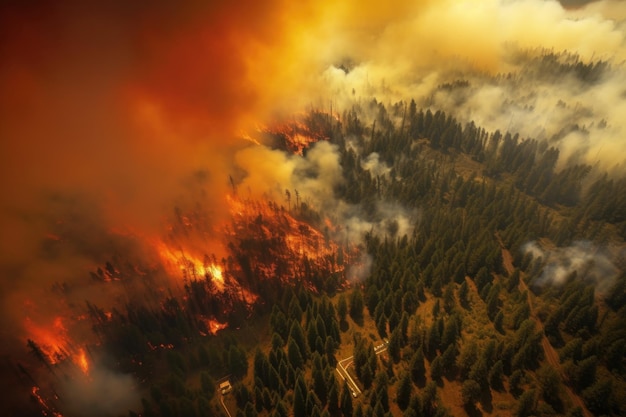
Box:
200, 372, 215, 398
458, 280, 469, 308
430, 355, 443, 382
293, 377, 307, 417
388, 328, 403, 363
337, 294, 348, 325
396, 372, 412, 410
488, 360, 504, 391
289, 320, 309, 361
287, 338, 304, 369
461, 379, 481, 408
340, 380, 353, 417
350, 288, 364, 323
515, 389, 536, 417
410, 348, 425, 384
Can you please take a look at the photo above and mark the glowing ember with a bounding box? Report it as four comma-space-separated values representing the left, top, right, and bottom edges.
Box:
204, 318, 228, 335
31, 386, 64, 417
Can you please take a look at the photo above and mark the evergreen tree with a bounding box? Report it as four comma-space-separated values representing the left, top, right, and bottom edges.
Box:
200, 372, 215, 398
388, 327, 403, 362
582, 378, 613, 415
288, 338, 304, 369
488, 360, 504, 391
289, 320, 309, 361
537, 365, 561, 411
396, 372, 412, 410
430, 355, 443, 383
338, 294, 348, 325
228, 345, 248, 378
350, 288, 365, 323
458, 281, 469, 308
515, 389, 536, 417
293, 377, 307, 417
410, 347, 426, 384
327, 377, 339, 415
340, 380, 353, 417
461, 379, 481, 408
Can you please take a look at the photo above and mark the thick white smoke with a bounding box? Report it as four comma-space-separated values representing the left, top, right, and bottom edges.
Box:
523, 240, 620, 293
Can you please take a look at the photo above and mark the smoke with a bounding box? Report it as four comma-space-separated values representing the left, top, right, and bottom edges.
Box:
347, 253, 374, 283
234, 140, 344, 212
59, 360, 139, 417
523, 240, 620, 293
361, 153, 391, 177
0, 2, 291, 414
283, 0, 626, 173
234, 139, 416, 239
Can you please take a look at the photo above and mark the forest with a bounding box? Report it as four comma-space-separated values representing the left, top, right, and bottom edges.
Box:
19, 77, 626, 417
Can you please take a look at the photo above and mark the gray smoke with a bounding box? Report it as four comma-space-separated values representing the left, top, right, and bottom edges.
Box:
523, 240, 620, 293
59, 360, 139, 417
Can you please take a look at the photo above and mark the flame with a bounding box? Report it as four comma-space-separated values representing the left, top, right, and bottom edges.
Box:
224, 194, 354, 283
155, 241, 226, 290
259, 111, 338, 155
76, 348, 89, 374
24, 317, 69, 364
206, 264, 224, 286
25, 316, 91, 375
204, 318, 228, 335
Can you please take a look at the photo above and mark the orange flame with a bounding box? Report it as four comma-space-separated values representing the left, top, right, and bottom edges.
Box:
76, 348, 89, 374
24, 316, 69, 364
31, 386, 64, 417
155, 241, 225, 290
204, 318, 228, 335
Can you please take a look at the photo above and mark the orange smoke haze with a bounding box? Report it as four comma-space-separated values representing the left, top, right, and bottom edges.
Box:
1, 0, 624, 330
0, 0, 293, 237
3, 0, 624, 259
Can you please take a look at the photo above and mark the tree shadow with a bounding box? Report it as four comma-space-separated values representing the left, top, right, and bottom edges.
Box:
443, 363, 459, 380
414, 375, 426, 389
546, 395, 564, 414
463, 403, 483, 417
479, 388, 493, 413
351, 315, 364, 327
339, 320, 349, 332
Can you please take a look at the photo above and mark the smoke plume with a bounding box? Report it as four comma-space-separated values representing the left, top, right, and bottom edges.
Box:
58, 360, 139, 417
523, 240, 621, 293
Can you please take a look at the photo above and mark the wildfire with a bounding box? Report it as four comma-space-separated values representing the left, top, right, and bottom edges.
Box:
204, 318, 228, 335
24, 316, 70, 364
76, 348, 89, 374
31, 386, 64, 417
155, 241, 226, 291
224, 194, 354, 284
25, 315, 94, 378
261, 113, 331, 155
206, 264, 224, 286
